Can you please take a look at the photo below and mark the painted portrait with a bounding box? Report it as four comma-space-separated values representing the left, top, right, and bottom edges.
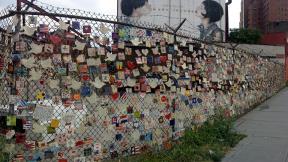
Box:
120, 0, 152, 22
196, 0, 224, 42
118, 0, 225, 42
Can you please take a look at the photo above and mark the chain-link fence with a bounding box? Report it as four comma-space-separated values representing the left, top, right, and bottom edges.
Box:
0, 1, 286, 161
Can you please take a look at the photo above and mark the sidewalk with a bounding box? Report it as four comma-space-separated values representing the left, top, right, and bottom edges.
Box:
223, 88, 288, 162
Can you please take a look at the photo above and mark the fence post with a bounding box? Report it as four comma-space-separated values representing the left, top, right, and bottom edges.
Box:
285, 35, 288, 81
165, 18, 186, 44
16, 0, 21, 32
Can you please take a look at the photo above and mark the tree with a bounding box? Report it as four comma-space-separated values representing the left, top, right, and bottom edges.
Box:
229, 28, 262, 44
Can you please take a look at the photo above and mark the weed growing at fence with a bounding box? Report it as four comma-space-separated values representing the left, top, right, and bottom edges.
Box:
0, 136, 10, 162
113, 114, 246, 162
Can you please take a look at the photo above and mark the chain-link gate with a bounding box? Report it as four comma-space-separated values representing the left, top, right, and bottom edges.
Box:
0, 0, 286, 162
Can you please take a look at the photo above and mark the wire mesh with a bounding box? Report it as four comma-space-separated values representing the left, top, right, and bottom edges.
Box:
0, 1, 286, 162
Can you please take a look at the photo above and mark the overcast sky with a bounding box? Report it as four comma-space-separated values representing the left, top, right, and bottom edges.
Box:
0, 0, 241, 28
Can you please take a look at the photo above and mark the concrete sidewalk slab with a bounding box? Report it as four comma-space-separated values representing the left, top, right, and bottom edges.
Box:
222, 88, 288, 162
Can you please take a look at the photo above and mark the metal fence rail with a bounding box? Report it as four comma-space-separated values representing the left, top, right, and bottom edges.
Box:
0, 1, 286, 161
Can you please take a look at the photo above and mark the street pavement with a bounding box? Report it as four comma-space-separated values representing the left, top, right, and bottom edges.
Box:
222, 88, 288, 162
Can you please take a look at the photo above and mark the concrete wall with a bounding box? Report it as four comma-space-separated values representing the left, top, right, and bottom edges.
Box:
220, 43, 286, 64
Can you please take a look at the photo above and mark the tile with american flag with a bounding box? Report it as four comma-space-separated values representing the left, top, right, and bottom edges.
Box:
0, 57, 4, 71
130, 146, 141, 155
120, 91, 128, 100
12, 154, 24, 161
39, 24, 49, 33
119, 114, 128, 123
23, 119, 33, 130
25, 140, 36, 150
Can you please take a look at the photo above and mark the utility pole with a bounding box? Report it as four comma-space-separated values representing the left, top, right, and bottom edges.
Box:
285, 35, 288, 81
225, 0, 232, 42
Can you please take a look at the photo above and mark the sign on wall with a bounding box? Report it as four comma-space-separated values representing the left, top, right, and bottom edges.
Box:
118, 0, 226, 42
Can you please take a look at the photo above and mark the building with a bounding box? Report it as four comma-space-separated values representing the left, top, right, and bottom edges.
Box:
241, 0, 288, 81
239, 0, 245, 28
241, 0, 288, 33
240, 0, 261, 29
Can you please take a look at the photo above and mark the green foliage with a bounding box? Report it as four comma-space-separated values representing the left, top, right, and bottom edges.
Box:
229, 28, 262, 44
0, 136, 10, 162
113, 113, 247, 162
0, 114, 246, 162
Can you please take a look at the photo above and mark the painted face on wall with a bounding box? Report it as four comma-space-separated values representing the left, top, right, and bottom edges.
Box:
195, 0, 224, 24
196, 0, 224, 42
133, 1, 152, 17
121, 0, 152, 18
195, 3, 206, 19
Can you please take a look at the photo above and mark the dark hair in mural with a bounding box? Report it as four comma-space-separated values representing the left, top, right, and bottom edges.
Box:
121, 0, 148, 17
202, 0, 224, 23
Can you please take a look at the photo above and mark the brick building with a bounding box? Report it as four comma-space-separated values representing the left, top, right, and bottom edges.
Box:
240, 0, 288, 80
240, 0, 288, 33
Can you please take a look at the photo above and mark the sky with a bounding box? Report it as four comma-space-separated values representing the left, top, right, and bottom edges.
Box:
0, 0, 241, 29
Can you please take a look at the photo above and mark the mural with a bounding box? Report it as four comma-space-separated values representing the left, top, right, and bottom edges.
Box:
118, 0, 225, 42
